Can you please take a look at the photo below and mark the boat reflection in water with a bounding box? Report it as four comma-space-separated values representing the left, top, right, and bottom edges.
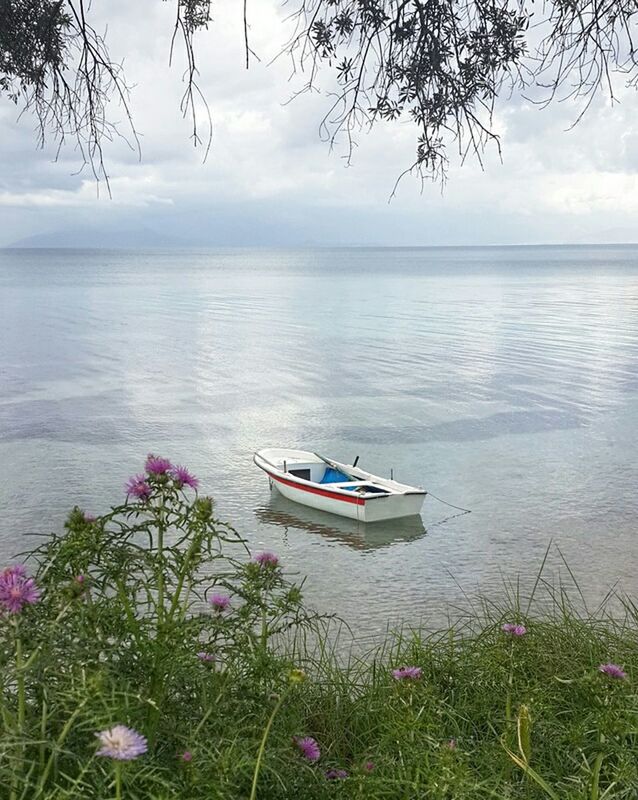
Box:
254, 492, 427, 551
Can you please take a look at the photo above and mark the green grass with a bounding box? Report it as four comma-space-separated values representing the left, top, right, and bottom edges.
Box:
0, 460, 636, 799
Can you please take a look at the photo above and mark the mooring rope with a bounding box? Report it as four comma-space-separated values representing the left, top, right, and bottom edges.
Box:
428, 510, 471, 528
426, 490, 472, 515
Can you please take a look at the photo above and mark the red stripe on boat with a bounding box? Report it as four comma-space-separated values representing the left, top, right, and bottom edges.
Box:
267, 471, 365, 505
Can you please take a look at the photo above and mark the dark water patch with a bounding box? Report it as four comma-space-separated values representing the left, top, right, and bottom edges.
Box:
338, 409, 583, 445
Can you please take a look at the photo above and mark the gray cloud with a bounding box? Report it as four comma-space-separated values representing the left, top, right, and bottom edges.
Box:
0, 0, 637, 247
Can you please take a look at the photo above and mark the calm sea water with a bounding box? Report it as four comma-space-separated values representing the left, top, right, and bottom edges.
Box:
1, 246, 637, 638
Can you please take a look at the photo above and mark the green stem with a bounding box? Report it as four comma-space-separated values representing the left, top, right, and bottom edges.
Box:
167, 531, 201, 624
249, 692, 286, 800
16, 626, 25, 730
52, 601, 73, 625
591, 730, 605, 800
409, 690, 415, 744
39, 697, 47, 776
147, 500, 166, 743
505, 642, 514, 724
590, 751, 604, 800
35, 699, 88, 797
260, 605, 268, 653
59, 757, 95, 800
156, 507, 165, 626
11, 620, 24, 800
114, 762, 122, 800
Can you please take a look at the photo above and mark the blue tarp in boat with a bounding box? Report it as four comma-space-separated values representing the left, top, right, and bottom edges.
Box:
320, 467, 351, 484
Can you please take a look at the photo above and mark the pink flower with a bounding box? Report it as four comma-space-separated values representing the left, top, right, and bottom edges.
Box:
83, 512, 97, 523
125, 474, 151, 500
252, 551, 279, 568
502, 623, 527, 637
392, 666, 422, 681
294, 736, 321, 761
96, 725, 147, 760
145, 454, 172, 475
364, 761, 375, 772
4, 564, 26, 577
598, 663, 627, 679
0, 565, 40, 614
170, 465, 199, 490
209, 593, 231, 612
197, 651, 215, 663
180, 750, 193, 762
325, 769, 348, 780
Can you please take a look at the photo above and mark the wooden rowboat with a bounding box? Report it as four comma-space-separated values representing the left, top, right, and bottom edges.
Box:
253, 448, 426, 523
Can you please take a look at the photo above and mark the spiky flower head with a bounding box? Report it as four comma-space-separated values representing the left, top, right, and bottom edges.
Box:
293, 736, 321, 761
598, 663, 627, 679
197, 651, 215, 663
392, 666, 422, 681
5, 564, 26, 577
0, 565, 40, 614
194, 496, 214, 521
364, 761, 375, 772
145, 454, 172, 475
252, 551, 280, 568
68, 573, 88, 600
208, 593, 231, 612
289, 668, 307, 685
170, 465, 199, 490
181, 751, 193, 762
502, 623, 527, 637
95, 725, 148, 760
325, 769, 349, 780
125, 474, 151, 500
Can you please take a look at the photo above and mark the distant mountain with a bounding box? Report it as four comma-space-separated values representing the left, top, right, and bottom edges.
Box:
594, 228, 638, 244
5, 225, 187, 249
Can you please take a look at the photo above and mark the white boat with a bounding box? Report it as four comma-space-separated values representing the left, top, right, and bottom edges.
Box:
253, 448, 426, 522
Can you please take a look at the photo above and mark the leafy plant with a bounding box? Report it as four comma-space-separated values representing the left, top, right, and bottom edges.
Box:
0, 456, 636, 799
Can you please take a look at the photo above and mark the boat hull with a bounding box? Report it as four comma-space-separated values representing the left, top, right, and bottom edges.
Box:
271, 475, 424, 521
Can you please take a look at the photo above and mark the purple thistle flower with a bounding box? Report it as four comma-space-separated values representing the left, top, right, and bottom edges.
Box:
502, 623, 527, 637
364, 761, 375, 772
170, 465, 199, 490
4, 564, 26, 577
325, 769, 349, 780
145, 454, 172, 475
392, 666, 422, 681
598, 663, 627, 679
95, 725, 148, 761
252, 551, 280, 568
293, 736, 321, 762
197, 651, 215, 663
125, 474, 151, 501
83, 512, 97, 523
72, 574, 88, 599
0, 565, 40, 614
209, 593, 231, 612
180, 750, 193, 763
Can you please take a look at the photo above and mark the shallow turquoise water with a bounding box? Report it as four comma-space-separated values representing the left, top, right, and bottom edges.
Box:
1, 245, 637, 637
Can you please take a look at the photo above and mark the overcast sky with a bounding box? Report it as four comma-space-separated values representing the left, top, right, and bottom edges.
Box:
0, 0, 637, 247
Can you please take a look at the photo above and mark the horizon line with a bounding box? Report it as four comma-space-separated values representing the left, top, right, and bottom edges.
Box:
3, 241, 638, 251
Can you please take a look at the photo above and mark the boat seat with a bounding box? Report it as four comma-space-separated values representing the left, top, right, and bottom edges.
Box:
332, 481, 391, 495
